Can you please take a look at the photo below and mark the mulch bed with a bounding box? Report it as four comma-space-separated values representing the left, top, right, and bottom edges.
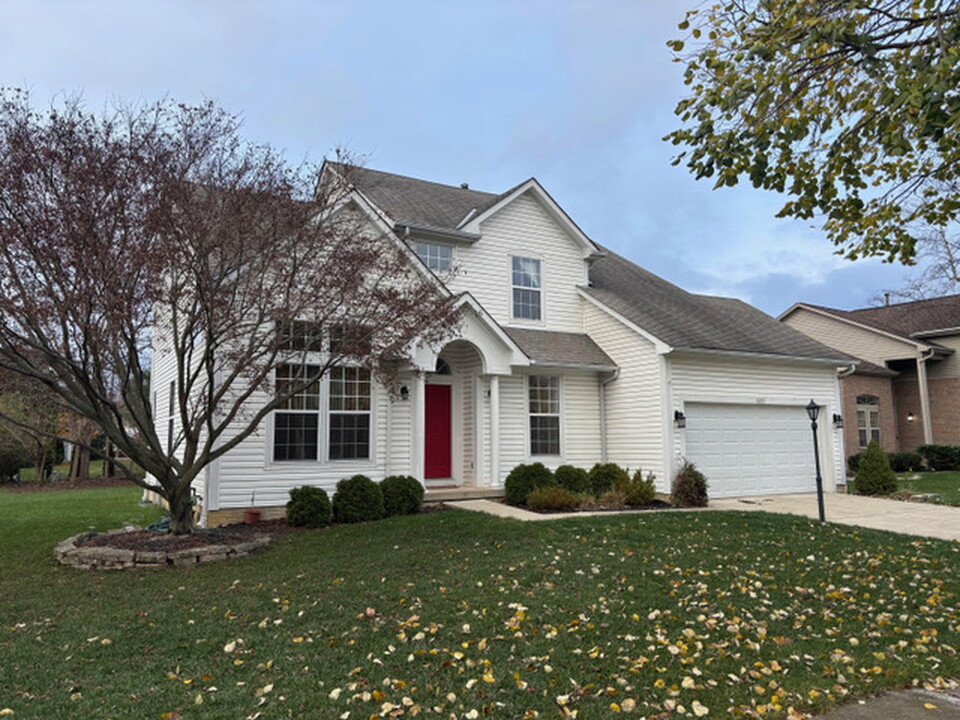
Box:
0, 477, 130, 493
76, 520, 287, 552
521, 498, 674, 514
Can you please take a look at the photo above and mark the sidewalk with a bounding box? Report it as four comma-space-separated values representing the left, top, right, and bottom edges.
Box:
817, 688, 960, 718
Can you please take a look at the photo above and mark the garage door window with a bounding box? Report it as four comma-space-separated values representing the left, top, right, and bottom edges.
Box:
856, 395, 880, 448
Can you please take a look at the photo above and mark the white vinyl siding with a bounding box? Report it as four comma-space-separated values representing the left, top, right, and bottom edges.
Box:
670, 352, 844, 490
581, 300, 666, 485
445, 192, 588, 332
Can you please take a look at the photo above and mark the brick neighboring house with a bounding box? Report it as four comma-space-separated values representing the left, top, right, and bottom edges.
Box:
781, 295, 960, 456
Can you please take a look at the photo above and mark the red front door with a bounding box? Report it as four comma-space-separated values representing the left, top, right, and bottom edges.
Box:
424, 384, 452, 479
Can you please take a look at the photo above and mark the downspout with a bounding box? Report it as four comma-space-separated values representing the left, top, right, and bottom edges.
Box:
598, 368, 620, 463
917, 348, 936, 445
838, 363, 857, 378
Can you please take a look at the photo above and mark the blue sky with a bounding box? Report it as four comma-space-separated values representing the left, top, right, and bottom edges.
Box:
1, 0, 917, 316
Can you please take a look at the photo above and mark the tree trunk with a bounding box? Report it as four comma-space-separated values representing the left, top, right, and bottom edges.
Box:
34, 444, 48, 484
71, 446, 90, 480
103, 439, 116, 477
168, 486, 195, 535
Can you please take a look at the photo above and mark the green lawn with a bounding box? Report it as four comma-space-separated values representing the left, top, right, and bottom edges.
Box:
2, 488, 960, 719
896, 471, 960, 506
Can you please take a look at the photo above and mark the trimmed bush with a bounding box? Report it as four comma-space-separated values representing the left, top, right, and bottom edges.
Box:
503, 462, 555, 506
625, 469, 657, 507
554, 465, 589, 494
918, 444, 960, 472
285, 486, 332, 528
854, 441, 898, 496
671, 460, 708, 507
380, 475, 424, 516
887, 452, 924, 473
526, 485, 579, 511
332, 474, 385, 523
587, 462, 629, 497
847, 452, 864, 475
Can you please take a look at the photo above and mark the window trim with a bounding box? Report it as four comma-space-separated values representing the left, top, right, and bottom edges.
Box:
327, 366, 373, 461
856, 398, 881, 448
528, 374, 561, 457
414, 241, 454, 273
269, 364, 376, 465
510, 255, 544, 323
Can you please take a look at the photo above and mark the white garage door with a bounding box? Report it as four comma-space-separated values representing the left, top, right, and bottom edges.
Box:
684, 403, 817, 498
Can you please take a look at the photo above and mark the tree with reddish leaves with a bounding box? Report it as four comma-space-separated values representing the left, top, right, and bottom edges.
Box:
0, 92, 459, 533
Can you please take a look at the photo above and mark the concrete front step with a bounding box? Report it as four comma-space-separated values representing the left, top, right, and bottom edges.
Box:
424, 486, 505, 502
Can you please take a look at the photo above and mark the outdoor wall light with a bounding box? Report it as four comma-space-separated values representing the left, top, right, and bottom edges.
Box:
907, 411, 916, 422
674, 410, 686, 428
832, 413, 844, 428
399, 386, 409, 400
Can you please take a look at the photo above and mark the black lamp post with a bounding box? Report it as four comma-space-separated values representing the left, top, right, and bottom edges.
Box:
806, 399, 826, 522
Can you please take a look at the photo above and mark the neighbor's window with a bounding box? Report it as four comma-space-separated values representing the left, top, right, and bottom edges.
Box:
415, 242, 453, 272
856, 394, 880, 448
511, 256, 542, 320
167, 380, 176, 455
529, 375, 560, 455
273, 365, 321, 461
329, 366, 372, 460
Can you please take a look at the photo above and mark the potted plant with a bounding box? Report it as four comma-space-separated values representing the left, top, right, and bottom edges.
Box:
243, 491, 262, 525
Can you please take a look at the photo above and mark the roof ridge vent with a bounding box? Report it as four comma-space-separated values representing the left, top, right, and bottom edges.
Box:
460, 183, 469, 189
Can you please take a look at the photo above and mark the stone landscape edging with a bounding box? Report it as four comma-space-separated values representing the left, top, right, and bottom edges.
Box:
54, 527, 271, 569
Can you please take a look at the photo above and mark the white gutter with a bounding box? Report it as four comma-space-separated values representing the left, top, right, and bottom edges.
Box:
838, 363, 857, 378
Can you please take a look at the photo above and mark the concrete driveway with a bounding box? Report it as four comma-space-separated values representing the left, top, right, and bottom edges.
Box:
710, 493, 960, 542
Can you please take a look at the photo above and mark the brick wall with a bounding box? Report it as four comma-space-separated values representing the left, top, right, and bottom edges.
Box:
840, 374, 898, 456
892, 377, 960, 451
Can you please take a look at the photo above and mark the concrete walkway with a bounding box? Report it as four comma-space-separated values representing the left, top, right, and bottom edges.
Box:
710, 492, 960, 542
816, 687, 960, 719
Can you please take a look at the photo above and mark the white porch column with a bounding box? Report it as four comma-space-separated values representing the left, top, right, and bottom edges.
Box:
490, 375, 500, 486
917, 351, 934, 445
413, 373, 426, 480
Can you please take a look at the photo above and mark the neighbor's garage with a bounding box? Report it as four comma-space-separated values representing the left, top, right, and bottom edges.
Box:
683, 402, 817, 498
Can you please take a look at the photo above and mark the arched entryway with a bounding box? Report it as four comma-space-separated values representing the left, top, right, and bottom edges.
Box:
424, 341, 485, 485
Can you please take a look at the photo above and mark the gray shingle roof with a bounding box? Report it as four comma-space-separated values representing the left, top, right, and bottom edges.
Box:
806, 295, 960, 339
340, 164, 502, 230
503, 327, 615, 369
585, 248, 852, 362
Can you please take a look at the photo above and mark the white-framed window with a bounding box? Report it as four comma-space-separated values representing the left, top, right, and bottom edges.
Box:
511, 256, 542, 321
272, 364, 373, 462
273, 365, 321, 461
415, 242, 453, 272
856, 394, 881, 448
328, 366, 372, 460
529, 375, 560, 455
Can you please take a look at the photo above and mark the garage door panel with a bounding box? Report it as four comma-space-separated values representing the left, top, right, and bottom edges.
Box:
685, 403, 815, 498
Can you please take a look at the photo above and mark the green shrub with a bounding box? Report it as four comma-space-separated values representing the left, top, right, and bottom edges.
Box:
285, 485, 332, 528
503, 462, 555, 506
847, 452, 864, 475
526, 485, 580, 511
917, 444, 960, 472
332, 475, 384, 523
625, 469, 657, 507
854, 441, 898, 496
587, 462, 629, 497
0, 446, 28, 483
380, 475, 424, 516
554, 465, 589, 494
887, 452, 924, 473
671, 461, 708, 507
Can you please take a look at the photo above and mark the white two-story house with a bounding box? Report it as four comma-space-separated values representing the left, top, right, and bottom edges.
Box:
152, 163, 853, 526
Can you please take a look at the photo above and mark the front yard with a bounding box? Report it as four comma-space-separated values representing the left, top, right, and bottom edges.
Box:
2, 487, 959, 719
895, 471, 960, 506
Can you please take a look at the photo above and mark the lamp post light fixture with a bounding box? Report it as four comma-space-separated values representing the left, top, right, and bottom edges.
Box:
806, 400, 826, 523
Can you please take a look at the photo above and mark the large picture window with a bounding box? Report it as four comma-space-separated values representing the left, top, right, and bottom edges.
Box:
529, 375, 560, 455
511, 256, 542, 320
329, 366, 372, 460
273, 365, 321, 461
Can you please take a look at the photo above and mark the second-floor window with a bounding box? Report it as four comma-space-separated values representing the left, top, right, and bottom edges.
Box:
511, 256, 542, 320
415, 242, 452, 272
